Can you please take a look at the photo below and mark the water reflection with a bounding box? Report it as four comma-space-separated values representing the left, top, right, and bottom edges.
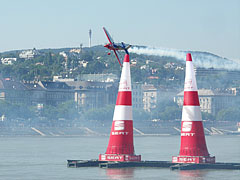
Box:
105, 168, 135, 179
179, 170, 209, 180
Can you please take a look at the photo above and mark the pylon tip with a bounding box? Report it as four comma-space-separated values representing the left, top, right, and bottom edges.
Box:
186, 53, 192, 61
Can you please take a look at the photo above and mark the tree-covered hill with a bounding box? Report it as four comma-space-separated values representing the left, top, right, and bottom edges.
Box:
0, 46, 185, 87
0, 45, 239, 89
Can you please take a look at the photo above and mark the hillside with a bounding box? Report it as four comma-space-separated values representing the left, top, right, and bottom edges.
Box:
0, 45, 239, 89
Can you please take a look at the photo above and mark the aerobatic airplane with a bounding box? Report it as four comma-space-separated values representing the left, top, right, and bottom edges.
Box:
103, 27, 131, 67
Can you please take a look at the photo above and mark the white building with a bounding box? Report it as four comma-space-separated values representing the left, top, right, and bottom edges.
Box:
70, 48, 81, 54
79, 60, 88, 68
19, 48, 40, 59
1, 58, 17, 65
59, 51, 68, 59
142, 84, 158, 112
175, 89, 239, 115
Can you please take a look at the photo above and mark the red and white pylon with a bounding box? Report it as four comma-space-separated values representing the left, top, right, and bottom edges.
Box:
172, 53, 215, 164
99, 54, 141, 162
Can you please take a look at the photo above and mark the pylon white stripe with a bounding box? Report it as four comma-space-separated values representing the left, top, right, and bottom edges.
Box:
184, 61, 198, 91
182, 106, 202, 121
113, 105, 133, 121
119, 62, 132, 91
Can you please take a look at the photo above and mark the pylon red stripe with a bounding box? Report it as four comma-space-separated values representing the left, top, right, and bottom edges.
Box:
123, 54, 130, 62
183, 91, 200, 106
106, 120, 134, 155
116, 91, 132, 105
179, 121, 209, 156
186, 53, 192, 61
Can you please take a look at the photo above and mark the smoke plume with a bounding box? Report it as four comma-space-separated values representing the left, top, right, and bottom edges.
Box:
129, 46, 240, 70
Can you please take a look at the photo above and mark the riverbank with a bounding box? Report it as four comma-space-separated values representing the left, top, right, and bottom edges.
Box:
0, 123, 239, 136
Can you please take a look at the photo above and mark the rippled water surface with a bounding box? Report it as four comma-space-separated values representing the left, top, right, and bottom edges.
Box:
0, 135, 239, 180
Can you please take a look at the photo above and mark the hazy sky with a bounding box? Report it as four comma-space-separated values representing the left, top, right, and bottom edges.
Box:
1, 0, 239, 60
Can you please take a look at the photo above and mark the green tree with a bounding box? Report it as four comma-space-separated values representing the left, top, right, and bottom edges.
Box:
216, 107, 240, 122
151, 99, 181, 120
202, 112, 215, 121
82, 105, 114, 121
131, 66, 148, 82
41, 105, 58, 120
44, 52, 54, 66
0, 100, 36, 119
57, 101, 78, 120
133, 109, 151, 121
81, 51, 94, 61
158, 106, 181, 120
86, 61, 106, 74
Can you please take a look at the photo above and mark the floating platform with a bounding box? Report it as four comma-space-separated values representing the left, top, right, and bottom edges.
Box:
170, 163, 240, 170
99, 161, 174, 168
67, 160, 240, 170
67, 160, 106, 167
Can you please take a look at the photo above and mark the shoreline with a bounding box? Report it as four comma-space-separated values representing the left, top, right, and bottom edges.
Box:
0, 121, 239, 136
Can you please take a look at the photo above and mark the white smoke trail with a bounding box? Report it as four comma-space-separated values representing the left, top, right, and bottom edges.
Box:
129, 46, 240, 70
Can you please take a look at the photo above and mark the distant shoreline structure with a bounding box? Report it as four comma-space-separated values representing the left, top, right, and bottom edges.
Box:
0, 124, 239, 137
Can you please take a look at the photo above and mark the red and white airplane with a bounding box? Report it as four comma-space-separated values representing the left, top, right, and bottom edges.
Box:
103, 27, 131, 67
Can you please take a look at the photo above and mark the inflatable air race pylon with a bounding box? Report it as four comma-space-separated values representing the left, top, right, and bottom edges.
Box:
172, 53, 215, 164
99, 54, 141, 162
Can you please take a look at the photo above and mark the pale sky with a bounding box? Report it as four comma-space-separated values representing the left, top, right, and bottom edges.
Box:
0, 0, 239, 60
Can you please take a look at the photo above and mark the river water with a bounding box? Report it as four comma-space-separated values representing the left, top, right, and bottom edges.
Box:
0, 135, 239, 180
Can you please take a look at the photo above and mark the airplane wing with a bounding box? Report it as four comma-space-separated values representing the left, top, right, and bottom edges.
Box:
113, 49, 122, 67
103, 27, 114, 45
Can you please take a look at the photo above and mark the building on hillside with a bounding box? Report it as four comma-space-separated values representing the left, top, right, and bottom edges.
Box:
53, 76, 74, 82
59, 51, 68, 60
164, 62, 177, 69
38, 81, 74, 106
69, 48, 82, 59
23, 82, 46, 110
70, 48, 81, 54
77, 73, 119, 82
229, 87, 240, 96
0, 78, 30, 104
195, 68, 240, 81
142, 84, 179, 112
142, 84, 158, 112
1, 58, 17, 65
79, 60, 88, 68
65, 81, 118, 111
130, 59, 137, 66
1, 78, 121, 114
19, 48, 40, 59
24, 81, 74, 107
0, 78, 74, 108
74, 74, 144, 111
132, 82, 144, 110
175, 89, 240, 115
